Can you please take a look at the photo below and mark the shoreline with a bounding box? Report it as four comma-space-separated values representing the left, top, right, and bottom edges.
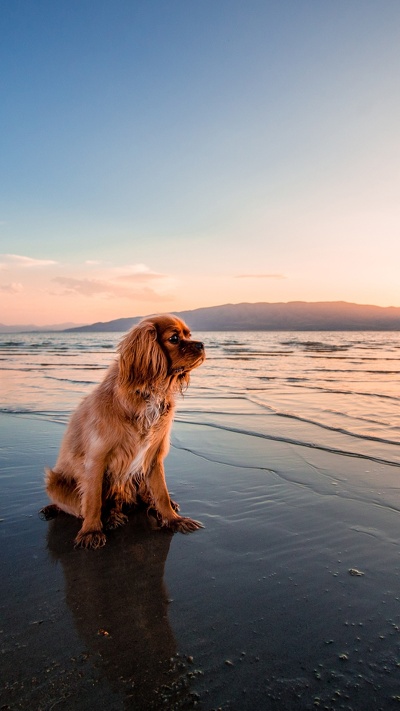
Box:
1, 411, 400, 709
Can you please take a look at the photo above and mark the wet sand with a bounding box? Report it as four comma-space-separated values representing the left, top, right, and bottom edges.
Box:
1, 412, 400, 710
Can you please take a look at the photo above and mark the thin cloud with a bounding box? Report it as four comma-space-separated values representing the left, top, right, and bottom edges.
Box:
111, 264, 167, 282
52, 277, 113, 297
115, 271, 166, 283
0, 254, 58, 268
235, 273, 286, 279
51, 276, 171, 301
0, 282, 24, 293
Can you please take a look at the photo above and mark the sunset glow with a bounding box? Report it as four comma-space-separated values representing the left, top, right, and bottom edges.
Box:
1, 1, 400, 326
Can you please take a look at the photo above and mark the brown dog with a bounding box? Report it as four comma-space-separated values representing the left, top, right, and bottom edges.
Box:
40, 314, 205, 549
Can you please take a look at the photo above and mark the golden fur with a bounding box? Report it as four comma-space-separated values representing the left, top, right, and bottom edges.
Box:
40, 315, 205, 549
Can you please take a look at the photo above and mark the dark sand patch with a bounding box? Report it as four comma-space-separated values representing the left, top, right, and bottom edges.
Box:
1, 413, 400, 710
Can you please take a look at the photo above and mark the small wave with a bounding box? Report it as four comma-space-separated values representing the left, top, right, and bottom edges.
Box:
365, 370, 400, 375
0, 407, 69, 423
352, 356, 400, 361
274, 411, 400, 448
245, 394, 400, 447
222, 347, 250, 353
30, 342, 55, 349
314, 367, 400, 375
172, 440, 277, 474
212, 354, 290, 361
324, 408, 388, 427
281, 340, 350, 352
75, 365, 108, 370
222, 356, 253, 361
221, 340, 246, 346
0, 340, 25, 348
0, 366, 37, 372
252, 351, 293, 356
286, 381, 400, 402
177, 419, 400, 468
43, 375, 98, 385
306, 355, 351, 360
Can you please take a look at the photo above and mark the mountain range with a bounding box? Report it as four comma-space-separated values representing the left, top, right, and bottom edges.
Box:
62, 301, 400, 332
2, 302, 400, 334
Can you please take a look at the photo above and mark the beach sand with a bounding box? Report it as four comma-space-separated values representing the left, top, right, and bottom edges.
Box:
1, 411, 400, 710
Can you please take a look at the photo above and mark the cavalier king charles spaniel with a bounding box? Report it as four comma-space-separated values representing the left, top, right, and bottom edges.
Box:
40, 315, 205, 549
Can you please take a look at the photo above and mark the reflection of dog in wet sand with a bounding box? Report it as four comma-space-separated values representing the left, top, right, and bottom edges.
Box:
40, 315, 205, 549
46, 512, 183, 706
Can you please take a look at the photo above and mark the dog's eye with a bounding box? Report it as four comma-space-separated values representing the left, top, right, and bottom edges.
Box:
168, 334, 180, 344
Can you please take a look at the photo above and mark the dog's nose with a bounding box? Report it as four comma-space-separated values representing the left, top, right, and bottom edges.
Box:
194, 341, 204, 351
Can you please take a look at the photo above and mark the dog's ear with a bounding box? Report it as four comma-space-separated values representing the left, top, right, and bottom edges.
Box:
118, 321, 168, 389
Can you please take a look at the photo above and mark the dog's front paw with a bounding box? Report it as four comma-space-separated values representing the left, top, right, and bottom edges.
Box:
164, 515, 204, 534
105, 510, 129, 530
74, 530, 107, 550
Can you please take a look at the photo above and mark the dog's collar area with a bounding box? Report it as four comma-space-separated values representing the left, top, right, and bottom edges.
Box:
125, 390, 171, 422
134, 389, 170, 408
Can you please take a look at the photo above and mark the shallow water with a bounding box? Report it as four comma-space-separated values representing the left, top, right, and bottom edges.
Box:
1, 330, 400, 423
1, 330, 400, 462
1, 330, 400, 709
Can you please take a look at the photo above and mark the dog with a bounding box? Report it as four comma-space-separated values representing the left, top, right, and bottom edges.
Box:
40, 314, 205, 549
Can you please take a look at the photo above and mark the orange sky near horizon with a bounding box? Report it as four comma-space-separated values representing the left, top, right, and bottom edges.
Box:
1, 249, 399, 327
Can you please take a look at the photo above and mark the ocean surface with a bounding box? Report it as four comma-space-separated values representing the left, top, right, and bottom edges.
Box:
1, 329, 400, 460
2, 330, 400, 710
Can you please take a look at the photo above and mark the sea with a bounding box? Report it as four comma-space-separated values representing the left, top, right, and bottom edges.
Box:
1, 329, 400, 469
2, 330, 400, 710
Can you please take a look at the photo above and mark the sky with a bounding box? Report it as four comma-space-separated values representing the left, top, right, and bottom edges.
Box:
1, 0, 400, 326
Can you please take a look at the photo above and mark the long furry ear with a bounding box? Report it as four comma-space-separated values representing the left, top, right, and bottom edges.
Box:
117, 321, 168, 390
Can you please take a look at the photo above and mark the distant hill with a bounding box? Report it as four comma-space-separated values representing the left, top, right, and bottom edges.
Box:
64, 301, 400, 332
65, 317, 141, 333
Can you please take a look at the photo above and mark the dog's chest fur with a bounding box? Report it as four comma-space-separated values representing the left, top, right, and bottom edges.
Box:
114, 392, 173, 484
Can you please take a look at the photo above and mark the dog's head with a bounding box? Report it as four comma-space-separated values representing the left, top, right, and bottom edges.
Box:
118, 314, 205, 391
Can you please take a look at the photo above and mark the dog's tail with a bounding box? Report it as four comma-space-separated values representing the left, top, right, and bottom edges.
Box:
44, 467, 82, 518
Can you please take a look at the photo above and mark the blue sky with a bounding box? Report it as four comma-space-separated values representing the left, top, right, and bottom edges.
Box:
1, 0, 400, 325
